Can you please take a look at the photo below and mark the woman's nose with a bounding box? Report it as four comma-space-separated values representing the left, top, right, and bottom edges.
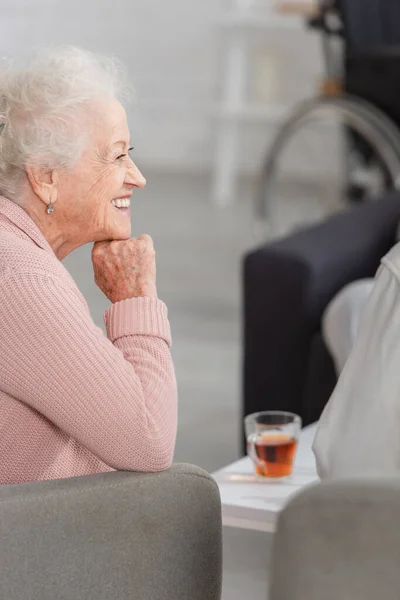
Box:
126, 162, 146, 189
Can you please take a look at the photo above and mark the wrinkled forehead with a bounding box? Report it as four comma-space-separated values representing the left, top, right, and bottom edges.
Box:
84, 98, 130, 149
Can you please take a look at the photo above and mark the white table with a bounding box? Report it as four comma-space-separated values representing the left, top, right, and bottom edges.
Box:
212, 423, 318, 533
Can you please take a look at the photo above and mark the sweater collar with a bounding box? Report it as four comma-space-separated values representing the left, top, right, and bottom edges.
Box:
0, 195, 55, 255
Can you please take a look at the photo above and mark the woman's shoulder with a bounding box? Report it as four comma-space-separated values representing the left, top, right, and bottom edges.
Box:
1, 229, 63, 280
0, 230, 89, 311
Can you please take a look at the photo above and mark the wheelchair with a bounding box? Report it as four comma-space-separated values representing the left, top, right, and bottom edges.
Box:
255, 0, 400, 238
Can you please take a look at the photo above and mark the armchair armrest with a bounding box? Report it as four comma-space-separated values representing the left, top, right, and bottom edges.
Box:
243, 192, 400, 429
0, 464, 222, 600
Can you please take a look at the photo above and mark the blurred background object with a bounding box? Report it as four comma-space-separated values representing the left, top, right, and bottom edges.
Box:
256, 0, 400, 240
212, 0, 322, 207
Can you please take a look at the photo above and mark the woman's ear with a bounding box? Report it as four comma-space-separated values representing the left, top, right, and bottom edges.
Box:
25, 164, 59, 205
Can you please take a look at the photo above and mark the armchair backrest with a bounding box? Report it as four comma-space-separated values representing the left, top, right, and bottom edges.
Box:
0, 464, 222, 600
270, 475, 400, 599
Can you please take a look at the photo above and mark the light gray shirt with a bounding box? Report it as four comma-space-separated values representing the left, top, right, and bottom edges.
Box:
313, 242, 400, 479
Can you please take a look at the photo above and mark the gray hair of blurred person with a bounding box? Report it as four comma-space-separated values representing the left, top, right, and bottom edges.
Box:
0, 46, 131, 203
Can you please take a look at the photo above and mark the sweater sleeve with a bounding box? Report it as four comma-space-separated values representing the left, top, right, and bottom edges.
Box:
0, 272, 177, 472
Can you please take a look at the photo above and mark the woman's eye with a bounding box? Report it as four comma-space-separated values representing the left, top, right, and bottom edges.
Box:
116, 147, 134, 161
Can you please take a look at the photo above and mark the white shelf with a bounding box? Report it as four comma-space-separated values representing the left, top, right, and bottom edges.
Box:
212, 102, 289, 123
212, 2, 303, 205
219, 11, 304, 30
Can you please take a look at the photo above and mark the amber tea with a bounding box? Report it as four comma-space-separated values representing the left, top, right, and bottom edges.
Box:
247, 432, 297, 478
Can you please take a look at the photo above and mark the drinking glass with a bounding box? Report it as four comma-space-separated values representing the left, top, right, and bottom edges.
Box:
244, 411, 302, 480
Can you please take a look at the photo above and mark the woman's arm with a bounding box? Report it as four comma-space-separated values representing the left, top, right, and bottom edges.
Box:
0, 272, 177, 472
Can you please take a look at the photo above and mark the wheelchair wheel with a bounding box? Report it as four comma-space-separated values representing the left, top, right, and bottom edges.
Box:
255, 95, 400, 240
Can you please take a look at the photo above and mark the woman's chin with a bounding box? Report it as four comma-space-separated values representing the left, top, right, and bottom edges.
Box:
109, 207, 131, 239
113, 226, 131, 240
102, 224, 131, 241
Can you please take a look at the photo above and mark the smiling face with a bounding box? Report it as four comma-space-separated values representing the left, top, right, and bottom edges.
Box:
55, 98, 146, 245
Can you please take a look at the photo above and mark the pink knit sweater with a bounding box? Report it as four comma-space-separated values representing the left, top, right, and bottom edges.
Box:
0, 196, 177, 485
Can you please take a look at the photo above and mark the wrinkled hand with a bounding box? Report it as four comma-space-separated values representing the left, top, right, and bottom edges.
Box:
92, 234, 157, 303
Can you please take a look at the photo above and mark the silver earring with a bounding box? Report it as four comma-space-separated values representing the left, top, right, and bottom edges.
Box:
46, 199, 54, 215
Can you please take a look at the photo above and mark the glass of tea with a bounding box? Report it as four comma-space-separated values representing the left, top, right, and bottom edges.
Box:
244, 411, 302, 480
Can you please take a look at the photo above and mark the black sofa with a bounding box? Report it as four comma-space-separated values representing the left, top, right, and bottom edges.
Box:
242, 192, 400, 451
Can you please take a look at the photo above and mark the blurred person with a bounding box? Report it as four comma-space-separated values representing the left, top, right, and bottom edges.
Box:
0, 46, 177, 484
320, 222, 400, 378
313, 230, 400, 479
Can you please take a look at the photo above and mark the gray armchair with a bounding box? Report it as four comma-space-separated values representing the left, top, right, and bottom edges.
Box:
0, 464, 222, 600
269, 475, 400, 600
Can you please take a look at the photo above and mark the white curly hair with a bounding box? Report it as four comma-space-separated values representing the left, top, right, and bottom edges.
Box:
0, 46, 131, 202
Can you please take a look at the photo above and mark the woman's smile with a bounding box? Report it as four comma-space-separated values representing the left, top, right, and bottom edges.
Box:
111, 197, 131, 217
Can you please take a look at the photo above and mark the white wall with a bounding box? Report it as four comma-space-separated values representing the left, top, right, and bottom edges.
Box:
0, 0, 324, 173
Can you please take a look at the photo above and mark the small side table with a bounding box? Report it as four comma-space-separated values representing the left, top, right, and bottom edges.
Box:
212, 422, 318, 532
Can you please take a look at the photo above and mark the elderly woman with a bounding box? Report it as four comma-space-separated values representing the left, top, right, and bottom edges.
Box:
0, 46, 177, 484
